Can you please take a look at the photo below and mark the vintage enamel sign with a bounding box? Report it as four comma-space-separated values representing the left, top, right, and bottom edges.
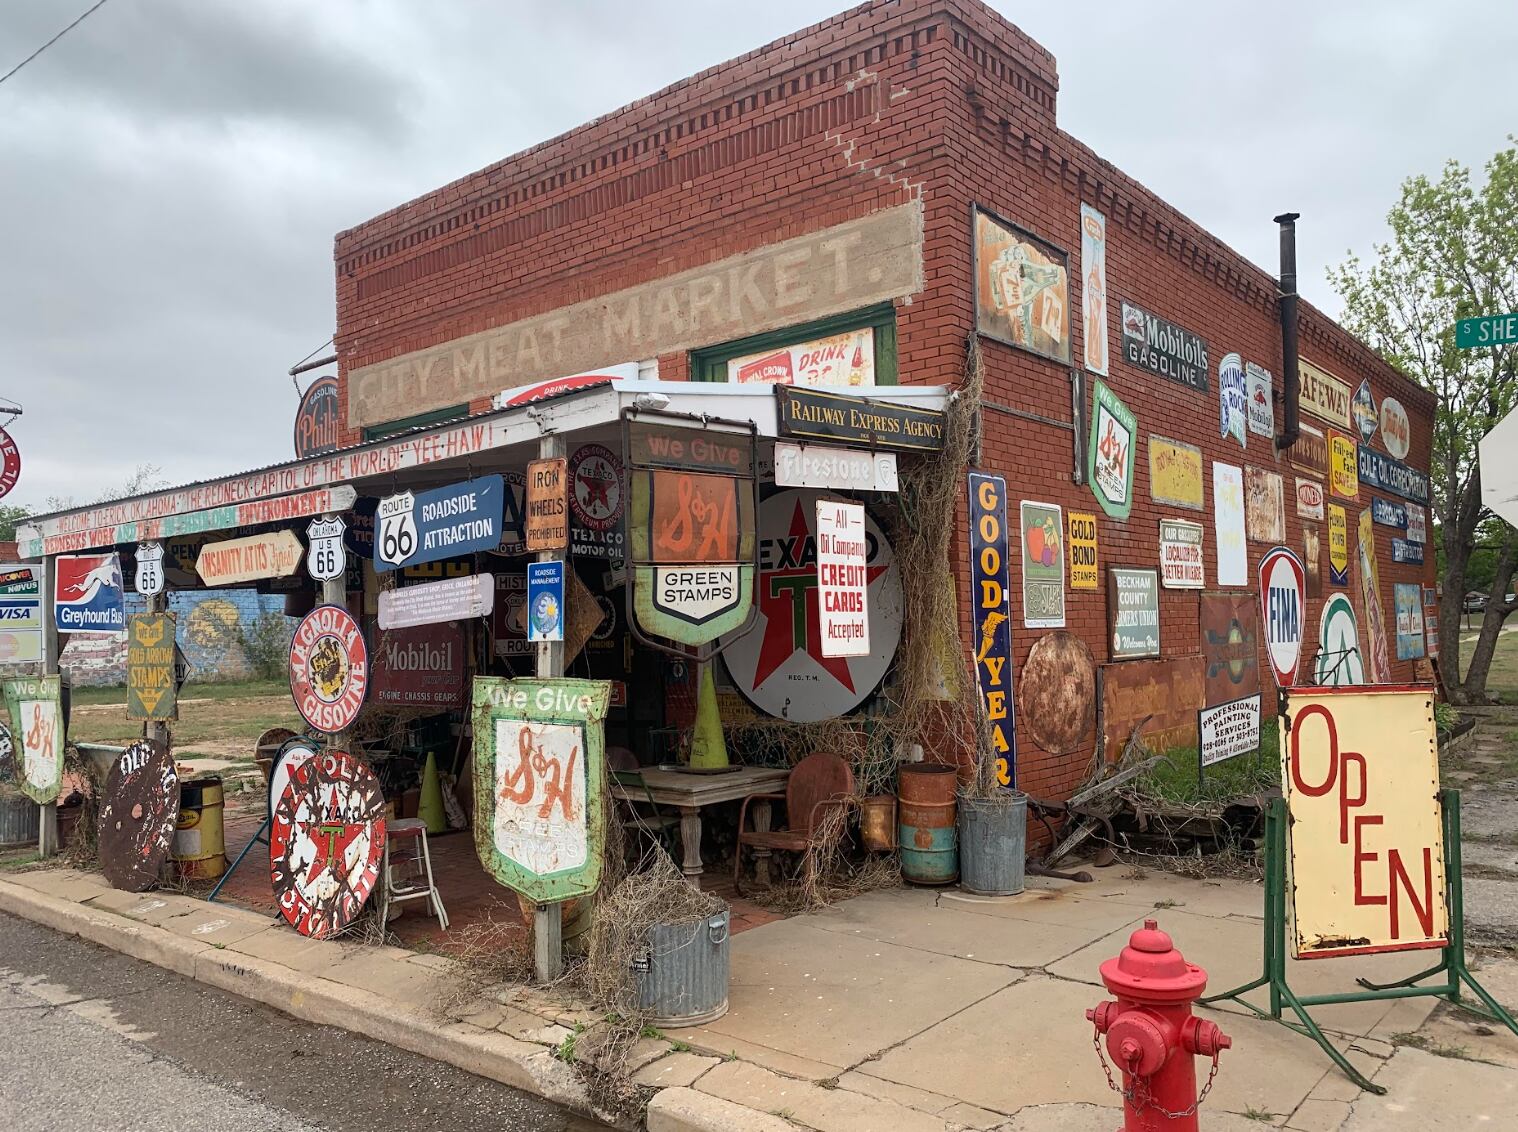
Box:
1299, 357, 1351, 426
134, 542, 165, 596
1067, 511, 1099, 590
3, 675, 64, 804
969, 472, 1017, 785
569, 444, 625, 560
1315, 593, 1366, 686
1200, 592, 1261, 705
196, 530, 304, 586
0, 426, 19, 501
1246, 362, 1274, 437
1296, 478, 1325, 521
1259, 547, 1307, 687
97, 739, 178, 892
471, 677, 610, 902
1352, 379, 1378, 444
1108, 567, 1160, 660
267, 738, 318, 819
270, 750, 386, 939
1213, 463, 1248, 586
54, 553, 126, 634
1158, 518, 1205, 589
1380, 398, 1411, 460
1357, 446, 1430, 504
525, 458, 568, 552
376, 474, 504, 571
816, 500, 869, 657
1021, 500, 1066, 627
377, 574, 494, 631
288, 605, 368, 734
293, 375, 341, 459
721, 489, 902, 722
775, 386, 946, 451
1017, 631, 1094, 757
772, 441, 899, 492
0, 564, 43, 664
306, 516, 347, 582
126, 613, 177, 721
526, 561, 564, 643
371, 622, 467, 711
1148, 436, 1204, 510
1281, 687, 1447, 958
1218, 352, 1247, 447
1088, 379, 1137, 521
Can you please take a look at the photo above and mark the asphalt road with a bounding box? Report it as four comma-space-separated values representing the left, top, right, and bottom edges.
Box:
0, 914, 607, 1132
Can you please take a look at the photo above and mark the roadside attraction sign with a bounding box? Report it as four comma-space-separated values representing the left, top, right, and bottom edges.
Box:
97, 739, 178, 892
288, 605, 368, 734
375, 474, 504, 572
471, 677, 610, 903
3, 675, 64, 804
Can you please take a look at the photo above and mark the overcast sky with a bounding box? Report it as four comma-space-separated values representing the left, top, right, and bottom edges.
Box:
3, 0, 1514, 512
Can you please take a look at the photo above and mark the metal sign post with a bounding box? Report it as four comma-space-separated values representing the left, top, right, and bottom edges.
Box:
38, 556, 58, 857
535, 436, 567, 983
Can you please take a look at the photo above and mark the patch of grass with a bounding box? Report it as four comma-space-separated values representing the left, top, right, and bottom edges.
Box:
1391, 1031, 1474, 1060
1133, 716, 1281, 806
64, 680, 300, 753
70, 680, 288, 706
1152, 898, 1182, 910
1242, 1106, 1277, 1122
552, 1022, 587, 1063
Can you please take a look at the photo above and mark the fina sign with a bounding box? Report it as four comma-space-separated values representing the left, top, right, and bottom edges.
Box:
1258, 546, 1306, 687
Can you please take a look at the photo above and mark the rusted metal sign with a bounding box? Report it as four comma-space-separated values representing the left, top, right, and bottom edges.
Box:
1100, 655, 1204, 757
1017, 631, 1095, 756
3, 675, 64, 804
97, 739, 178, 892
1282, 686, 1447, 959
1199, 593, 1261, 706
196, 530, 304, 586
471, 677, 610, 903
288, 605, 369, 734
371, 622, 467, 710
269, 749, 386, 939
126, 612, 178, 721
525, 457, 568, 552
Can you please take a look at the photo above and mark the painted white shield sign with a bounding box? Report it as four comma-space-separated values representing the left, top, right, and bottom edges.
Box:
306, 516, 348, 582
376, 492, 418, 570
134, 542, 165, 596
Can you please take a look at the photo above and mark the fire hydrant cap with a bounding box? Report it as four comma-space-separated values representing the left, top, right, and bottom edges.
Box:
1099, 918, 1209, 1002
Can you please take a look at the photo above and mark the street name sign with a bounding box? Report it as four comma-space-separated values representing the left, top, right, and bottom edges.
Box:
1457, 313, 1518, 350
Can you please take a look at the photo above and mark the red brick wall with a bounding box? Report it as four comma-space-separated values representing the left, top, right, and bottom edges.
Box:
331, 0, 1438, 802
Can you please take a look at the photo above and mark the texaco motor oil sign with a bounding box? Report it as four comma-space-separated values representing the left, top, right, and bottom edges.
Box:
288, 605, 369, 733
720, 489, 902, 722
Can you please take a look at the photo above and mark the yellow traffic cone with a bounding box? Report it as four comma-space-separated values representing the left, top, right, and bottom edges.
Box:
687, 662, 730, 770
417, 751, 447, 834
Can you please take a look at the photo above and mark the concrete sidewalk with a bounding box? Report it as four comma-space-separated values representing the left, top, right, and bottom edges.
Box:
2, 864, 1516, 1131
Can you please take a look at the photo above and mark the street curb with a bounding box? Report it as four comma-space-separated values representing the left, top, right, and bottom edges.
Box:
0, 878, 619, 1127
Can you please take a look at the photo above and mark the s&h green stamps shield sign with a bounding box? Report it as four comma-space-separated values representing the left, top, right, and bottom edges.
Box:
1087, 379, 1137, 520
3, 675, 64, 804
471, 677, 610, 903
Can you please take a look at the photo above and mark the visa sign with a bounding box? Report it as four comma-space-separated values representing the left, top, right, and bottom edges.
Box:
1259, 546, 1306, 687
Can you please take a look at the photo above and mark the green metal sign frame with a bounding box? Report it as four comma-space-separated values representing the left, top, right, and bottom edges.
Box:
1205, 792, 1517, 1094
3, 675, 65, 805
470, 677, 610, 903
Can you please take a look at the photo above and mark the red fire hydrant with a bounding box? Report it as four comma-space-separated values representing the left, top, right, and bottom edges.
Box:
1086, 919, 1231, 1131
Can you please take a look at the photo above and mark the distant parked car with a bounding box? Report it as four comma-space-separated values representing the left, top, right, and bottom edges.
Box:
1465, 591, 1489, 613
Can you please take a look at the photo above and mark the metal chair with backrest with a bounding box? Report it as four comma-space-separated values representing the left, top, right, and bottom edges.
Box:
733, 752, 854, 895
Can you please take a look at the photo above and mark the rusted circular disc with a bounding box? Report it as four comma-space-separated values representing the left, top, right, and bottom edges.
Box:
1017, 631, 1097, 755
97, 739, 179, 892
269, 749, 386, 939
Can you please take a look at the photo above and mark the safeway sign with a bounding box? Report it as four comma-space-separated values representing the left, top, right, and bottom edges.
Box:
1259, 546, 1306, 687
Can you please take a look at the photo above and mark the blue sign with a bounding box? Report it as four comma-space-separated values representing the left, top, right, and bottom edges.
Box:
1357, 445, 1430, 504
1371, 497, 1407, 529
374, 475, 503, 572
526, 560, 565, 643
967, 472, 1017, 787
54, 552, 126, 634
1391, 538, 1424, 565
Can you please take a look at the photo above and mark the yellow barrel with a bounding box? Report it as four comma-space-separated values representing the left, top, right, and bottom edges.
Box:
174, 777, 226, 879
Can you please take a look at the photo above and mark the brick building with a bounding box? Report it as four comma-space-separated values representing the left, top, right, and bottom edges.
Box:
325, 0, 1436, 800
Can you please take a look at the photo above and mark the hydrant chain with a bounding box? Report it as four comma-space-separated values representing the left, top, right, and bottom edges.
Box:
1091, 1021, 1221, 1120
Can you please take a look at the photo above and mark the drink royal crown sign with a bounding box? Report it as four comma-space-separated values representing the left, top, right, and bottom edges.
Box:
375, 474, 504, 571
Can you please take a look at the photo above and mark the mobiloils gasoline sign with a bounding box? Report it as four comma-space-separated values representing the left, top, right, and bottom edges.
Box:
54, 553, 126, 634
968, 472, 1017, 786
375, 474, 504, 571
1258, 546, 1306, 687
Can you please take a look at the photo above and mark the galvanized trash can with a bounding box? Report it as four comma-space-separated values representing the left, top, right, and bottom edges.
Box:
633, 909, 730, 1028
0, 791, 39, 847
958, 792, 1028, 897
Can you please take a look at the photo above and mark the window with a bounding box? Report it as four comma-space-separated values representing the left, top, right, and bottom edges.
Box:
362, 404, 471, 442
689, 305, 898, 386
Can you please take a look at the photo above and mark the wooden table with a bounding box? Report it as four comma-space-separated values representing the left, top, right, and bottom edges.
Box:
611, 765, 790, 883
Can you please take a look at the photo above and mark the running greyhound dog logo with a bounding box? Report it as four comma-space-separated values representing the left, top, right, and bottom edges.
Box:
55, 553, 126, 633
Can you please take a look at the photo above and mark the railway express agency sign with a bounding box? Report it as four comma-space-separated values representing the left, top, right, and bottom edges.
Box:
1282, 687, 1447, 958
288, 605, 369, 733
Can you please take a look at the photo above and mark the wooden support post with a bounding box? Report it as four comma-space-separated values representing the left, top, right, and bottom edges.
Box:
533, 434, 567, 983
38, 555, 59, 858
148, 589, 169, 750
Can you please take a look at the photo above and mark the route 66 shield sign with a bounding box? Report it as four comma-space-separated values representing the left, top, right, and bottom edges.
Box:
305, 516, 347, 582
375, 491, 417, 571
134, 542, 165, 596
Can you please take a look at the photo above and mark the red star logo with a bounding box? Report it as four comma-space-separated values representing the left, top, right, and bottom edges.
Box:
751, 499, 888, 691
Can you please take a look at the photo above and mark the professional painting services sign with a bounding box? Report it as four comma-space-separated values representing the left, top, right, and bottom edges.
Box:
1328, 504, 1351, 586
1148, 436, 1203, 510
1296, 478, 1326, 521
371, 622, 466, 710
54, 553, 126, 634
1067, 511, 1099, 590
126, 613, 177, 721
1315, 593, 1366, 686
377, 574, 494, 630
1212, 462, 1248, 587
1081, 204, 1109, 376
729, 326, 875, 386
0, 564, 42, 664
1107, 567, 1160, 660
376, 474, 504, 571
196, 530, 304, 587
1218, 352, 1247, 447
816, 501, 869, 657
1246, 362, 1274, 437
1358, 445, 1431, 505
968, 473, 1017, 785
1020, 500, 1065, 628
1158, 518, 1205, 589
1258, 546, 1306, 687
1329, 430, 1360, 500
4, 675, 64, 804
288, 605, 369, 733
1088, 379, 1137, 520
1199, 694, 1261, 770
1120, 301, 1209, 392
471, 677, 610, 903
1380, 397, 1411, 460
1281, 687, 1447, 958
1299, 357, 1352, 426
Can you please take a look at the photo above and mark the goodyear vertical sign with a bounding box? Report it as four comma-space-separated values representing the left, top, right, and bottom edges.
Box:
968, 472, 1017, 787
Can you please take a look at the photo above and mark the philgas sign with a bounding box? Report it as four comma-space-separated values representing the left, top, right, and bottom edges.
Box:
54, 552, 126, 634
1258, 546, 1306, 687
967, 472, 1017, 786
376, 474, 504, 571
293, 376, 340, 459
288, 604, 368, 733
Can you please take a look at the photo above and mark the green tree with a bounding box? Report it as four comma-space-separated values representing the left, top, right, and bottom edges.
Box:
1331, 142, 1518, 704
0, 504, 29, 542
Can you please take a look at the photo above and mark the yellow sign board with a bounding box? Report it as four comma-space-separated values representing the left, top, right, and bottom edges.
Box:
1148, 435, 1204, 510
126, 612, 178, 721
1328, 429, 1359, 499
1067, 511, 1099, 590
1299, 357, 1351, 426
1282, 687, 1447, 959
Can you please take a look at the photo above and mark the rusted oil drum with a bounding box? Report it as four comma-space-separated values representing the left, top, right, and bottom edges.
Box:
173, 777, 226, 880
897, 764, 958, 885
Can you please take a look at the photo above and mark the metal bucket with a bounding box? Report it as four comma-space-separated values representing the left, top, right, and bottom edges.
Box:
958, 792, 1028, 896
0, 791, 39, 847
859, 794, 897, 852
898, 764, 958, 885
173, 777, 225, 879
634, 911, 730, 1028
